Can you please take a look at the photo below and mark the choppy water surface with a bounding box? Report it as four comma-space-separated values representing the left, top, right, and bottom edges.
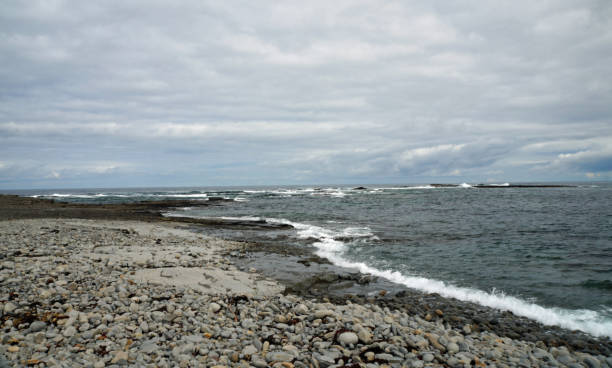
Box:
13, 183, 612, 337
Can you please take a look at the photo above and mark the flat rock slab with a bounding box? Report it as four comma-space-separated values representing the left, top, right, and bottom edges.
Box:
131, 266, 283, 296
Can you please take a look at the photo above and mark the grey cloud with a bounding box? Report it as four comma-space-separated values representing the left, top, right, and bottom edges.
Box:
547, 143, 612, 174
1, 1, 611, 187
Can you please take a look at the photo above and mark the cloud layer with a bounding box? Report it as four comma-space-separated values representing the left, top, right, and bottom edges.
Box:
1, 1, 611, 188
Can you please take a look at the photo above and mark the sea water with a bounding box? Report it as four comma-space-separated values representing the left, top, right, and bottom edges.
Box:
12, 183, 612, 337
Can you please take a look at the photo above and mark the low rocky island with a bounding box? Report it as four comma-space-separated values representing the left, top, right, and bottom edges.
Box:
429, 184, 576, 188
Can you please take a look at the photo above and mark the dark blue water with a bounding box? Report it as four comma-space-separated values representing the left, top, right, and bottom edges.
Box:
7, 183, 612, 337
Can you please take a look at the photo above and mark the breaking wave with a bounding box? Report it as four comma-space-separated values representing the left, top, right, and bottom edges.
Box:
263, 217, 612, 338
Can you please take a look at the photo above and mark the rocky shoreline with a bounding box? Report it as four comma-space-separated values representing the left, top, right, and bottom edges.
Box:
229, 242, 612, 357
1, 217, 611, 368
1, 195, 611, 367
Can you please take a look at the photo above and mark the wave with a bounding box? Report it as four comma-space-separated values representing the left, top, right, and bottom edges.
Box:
31, 193, 115, 199
162, 193, 208, 198
159, 211, 612, 337
31, 192, 210, 200
245, 187, 352, 198
263, 217, 611, 338
30, 184, 484, 202
374, 186, 435, 190
340, 258, 611, 337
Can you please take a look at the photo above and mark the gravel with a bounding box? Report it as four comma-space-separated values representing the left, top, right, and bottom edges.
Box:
1, 219, 610, 367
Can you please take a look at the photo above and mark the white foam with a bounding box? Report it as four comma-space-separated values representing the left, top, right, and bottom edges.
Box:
220, 216, 263, 221
163, 193, 208, 198
341, 227, 375, 238
488, 183, 510, 186
267, 216, 612, 338
374, 186, 435, 190
45, 193, 98, 198
271, 189, 301, 195
245, 187, 346, 197
322, 253, 612, 337
311, 189, 348, 197
459, 183, 473, 188
157, 209, 612, 337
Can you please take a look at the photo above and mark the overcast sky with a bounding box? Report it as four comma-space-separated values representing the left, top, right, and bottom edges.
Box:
1, 1, 611, 189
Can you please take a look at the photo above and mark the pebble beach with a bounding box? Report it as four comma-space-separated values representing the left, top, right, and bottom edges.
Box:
1, 217, 611, 368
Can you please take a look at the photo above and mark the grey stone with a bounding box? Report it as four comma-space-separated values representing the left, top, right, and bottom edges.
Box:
533, 348, 553, 361
447, 357, 461, 368
294, 303, 309, 315
29, 321, 47, 332
242, 345, 258, 357
141, 342, 158, 354
557, 355, 575, 365
357, 328, 372, 344
3, 302, 17, 314
376, 353, 402, 363
486, 349, 501, 359
266, 351, 295, 362
82, 330, 95, 339
313, 352, 337, 367
314, 309, 335, 319
33, 332, 46, 344
338, 331, 358, 345
447, 342, 459, 354
183, 334, 204, 344
111, 350, 129, 365
252, 357, 268, 368
423, 353, 435, 362
63, 325, 77, 337
582, 356, 601, 368
209, 302, 221, 313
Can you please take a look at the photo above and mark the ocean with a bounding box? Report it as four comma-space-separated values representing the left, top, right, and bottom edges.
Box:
9, 182, 612, 337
